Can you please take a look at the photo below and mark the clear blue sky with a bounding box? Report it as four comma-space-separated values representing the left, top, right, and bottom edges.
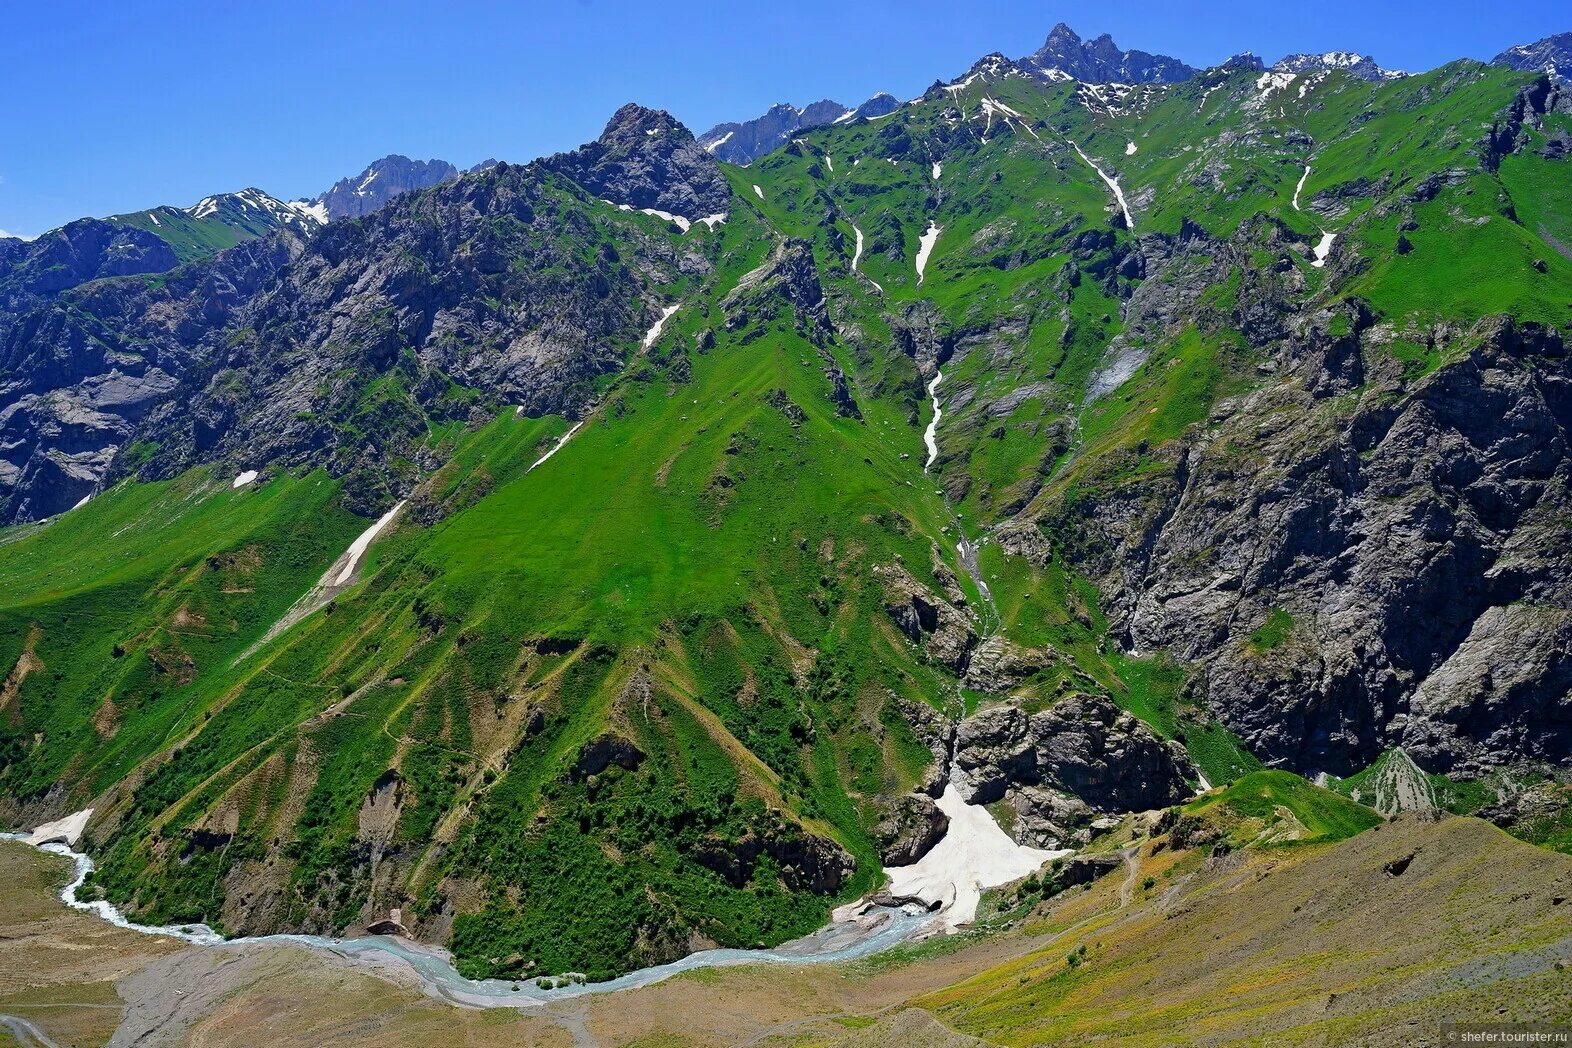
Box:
3, 0, 1565, 238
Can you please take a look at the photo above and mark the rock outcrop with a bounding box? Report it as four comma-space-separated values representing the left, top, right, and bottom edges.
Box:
1041, 316, 1572, 777
875, 563, 976, 672
952, 695, 1190, 847
545, 103, 732, 219
1021, 23, 1197, 84
872, 792, 950, 866
692, 821, 856, 893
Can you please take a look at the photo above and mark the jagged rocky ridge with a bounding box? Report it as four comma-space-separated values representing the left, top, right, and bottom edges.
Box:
306, 154, 461, 221
698, 95, 901, 165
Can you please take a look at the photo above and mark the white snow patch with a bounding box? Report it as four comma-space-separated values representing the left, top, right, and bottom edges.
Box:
752, 184, 765, 200
642, 304, 680, 349
1293, 165, 1311, 211
528, 421, 586, 472
1071, 143, 1135, 233
1311, 231, 1336, 268
884, 786, 1066, 927
147, 211, 161, 226
288, 199, 329, 225
850, 224, 883, 293
1255, 71, 1297, 99
25, 808, 93, 847
915, 221, 941, 285
932, 161, 942, 179
333, 501, 405, 586
693, 213, 728, 230
832, 108, 858, 124
1125, 140, 1138, 155
71, 493, 93, 511
825, 155, 834, 172
705, 130, 735, 153
231, 469, 259, 489
922, 370, 944, 470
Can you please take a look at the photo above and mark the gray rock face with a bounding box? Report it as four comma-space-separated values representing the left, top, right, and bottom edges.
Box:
1044, 315, 1572, 777
310, 155, 460, 221
721, 238, 830, 338
962, 636, 1058, 695
1020, 23, 1197, 84
875, 562, 976, 672
1493, 33, 1572, 83
951, 696, 1189, 847
872, 793, 950, 866
546, 103, 732, 218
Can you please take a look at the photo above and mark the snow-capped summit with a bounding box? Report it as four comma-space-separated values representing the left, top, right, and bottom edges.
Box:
187, 188, 324, 230
1273, 51, 1405, 81
1492, 32, 1572, 83
944, 52, 1030, 93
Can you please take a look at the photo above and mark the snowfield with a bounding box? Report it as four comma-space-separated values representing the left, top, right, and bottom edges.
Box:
884, 785, 1067, 927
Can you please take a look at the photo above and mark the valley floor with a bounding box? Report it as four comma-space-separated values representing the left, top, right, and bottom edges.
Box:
3, 812, 1569, 1047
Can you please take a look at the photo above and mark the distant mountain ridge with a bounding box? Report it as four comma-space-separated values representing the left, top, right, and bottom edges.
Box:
697, 94, 898, 164
1493, 31, 1572, 82
304, 154, 461, 221
105, 187, 324, 263
1272, 50, 1405, 81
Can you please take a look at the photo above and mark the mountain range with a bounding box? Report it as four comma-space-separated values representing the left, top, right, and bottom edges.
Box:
2, 18, 1571, 1021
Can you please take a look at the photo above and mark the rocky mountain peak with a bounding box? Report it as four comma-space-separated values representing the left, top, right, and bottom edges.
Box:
309, 154, 460, 222
548, 102, 731, 217
1492, 31, 1572, 82
1221, 51, 1267, 71
697, 95, 900, 165
1021, 22, 1198, 83
597, 102, 694, 147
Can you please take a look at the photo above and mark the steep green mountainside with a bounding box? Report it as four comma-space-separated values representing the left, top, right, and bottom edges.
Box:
1, 53, 1570, 982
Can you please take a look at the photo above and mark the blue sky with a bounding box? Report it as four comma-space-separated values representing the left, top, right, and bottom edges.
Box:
3, 0, 1565, 238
